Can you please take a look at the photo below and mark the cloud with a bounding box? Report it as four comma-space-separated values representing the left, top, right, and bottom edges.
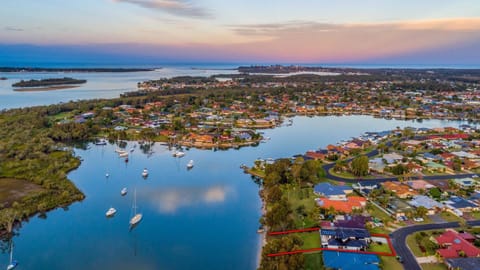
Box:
143, 185, 228, 214
112, 0, 211, 19
225, 18, 480, 62
4, 26, 24, 32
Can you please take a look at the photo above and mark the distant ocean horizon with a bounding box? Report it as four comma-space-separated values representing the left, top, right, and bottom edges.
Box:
2, 60, 480, 70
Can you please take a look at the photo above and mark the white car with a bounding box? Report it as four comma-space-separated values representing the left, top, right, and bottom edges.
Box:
413, 217, 424, 222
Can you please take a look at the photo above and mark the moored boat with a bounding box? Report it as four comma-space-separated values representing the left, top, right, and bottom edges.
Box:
129, 189, 142, 227
121, 188, 127, 196
142, 168, 149, 177
106, 207, 117, 217
187, 160, 194, 169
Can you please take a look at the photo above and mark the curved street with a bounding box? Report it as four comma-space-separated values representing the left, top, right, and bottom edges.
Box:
322, 149, 477, 184
320, 149, 480, 270
390, 220, 480, 270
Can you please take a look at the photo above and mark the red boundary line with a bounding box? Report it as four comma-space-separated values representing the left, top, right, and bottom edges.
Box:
266, 229, 396, 257
268, 227, 320, 236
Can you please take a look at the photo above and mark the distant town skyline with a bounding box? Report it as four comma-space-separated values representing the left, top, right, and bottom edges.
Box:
1, 0, 480, 65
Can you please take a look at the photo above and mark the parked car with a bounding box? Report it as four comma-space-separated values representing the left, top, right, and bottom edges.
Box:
413, 217, 424, 222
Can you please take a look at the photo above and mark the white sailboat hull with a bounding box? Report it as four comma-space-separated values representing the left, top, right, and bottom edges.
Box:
130, 214, 143, 225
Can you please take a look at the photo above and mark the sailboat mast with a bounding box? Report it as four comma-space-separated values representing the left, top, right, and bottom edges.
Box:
9, 240, 13, 264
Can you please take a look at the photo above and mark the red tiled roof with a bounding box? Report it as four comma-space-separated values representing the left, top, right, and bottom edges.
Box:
318, 196, 366, 213
436, 230, 480, 258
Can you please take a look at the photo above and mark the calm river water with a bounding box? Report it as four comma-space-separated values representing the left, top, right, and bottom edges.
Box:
0, 67, 238, 110
1, 116, 475, 270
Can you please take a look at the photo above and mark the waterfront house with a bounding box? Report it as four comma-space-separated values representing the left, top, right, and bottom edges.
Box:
320, 227, 371, 251
313, 183, 353, 200
316, 196, 367, 214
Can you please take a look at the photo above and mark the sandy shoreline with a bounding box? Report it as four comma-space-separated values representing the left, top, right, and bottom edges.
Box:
256, 190, 267, 268
13, 85, 80, 92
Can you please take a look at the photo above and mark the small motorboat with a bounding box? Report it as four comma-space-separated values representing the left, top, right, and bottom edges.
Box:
187, 160, 194, 169
106, 207, 117, 217
95, 138, 107, 145
121, 188, 127, 196
142, 168, 149, 177
105, 173, 109, 178
176, 151, 185, 158
119, 152, 129, 158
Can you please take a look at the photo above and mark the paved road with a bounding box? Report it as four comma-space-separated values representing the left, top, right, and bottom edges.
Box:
322, 149, 477, 184
390, 220, 480, 270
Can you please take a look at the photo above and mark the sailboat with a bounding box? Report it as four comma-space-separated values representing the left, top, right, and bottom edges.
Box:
129, 189, 142, 227
6, 241, 18, 270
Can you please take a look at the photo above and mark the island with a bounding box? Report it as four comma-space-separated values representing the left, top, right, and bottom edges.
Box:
0, 67, 155, 72
12, 77, 87, 88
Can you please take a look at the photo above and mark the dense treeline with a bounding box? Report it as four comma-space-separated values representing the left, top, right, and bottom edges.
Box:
0, 106, 91, 231
258, 157, 325, 270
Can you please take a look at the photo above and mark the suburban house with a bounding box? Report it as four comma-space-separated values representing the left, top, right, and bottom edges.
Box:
315, 197, 367, 214
406, 180, 434, 191
454, 178, 477, 188
382, 181, 418, 199
314, 183, 353, 200
408, 195, 444, 215
444, 196, 479, 216
382, 152, 403, 164
445, 258, 480, 270
320, 227, 371, 251
435, 229, 480, 259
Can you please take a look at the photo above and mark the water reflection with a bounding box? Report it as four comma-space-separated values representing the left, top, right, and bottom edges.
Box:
144, 186, 228, 214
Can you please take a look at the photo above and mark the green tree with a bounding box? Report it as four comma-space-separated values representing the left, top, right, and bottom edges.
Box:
350, 155, 369, 176
259, 235, 304, 270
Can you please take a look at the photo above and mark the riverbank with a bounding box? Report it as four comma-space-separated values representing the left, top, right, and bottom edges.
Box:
13, 85, 80, 92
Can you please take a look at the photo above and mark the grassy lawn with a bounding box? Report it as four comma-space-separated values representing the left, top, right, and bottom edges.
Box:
297, 232, 321, 249
246, 168, 266, 178
369, 226, 392, 234
380, 256, 404, 270
283, 186, 318, 228
304, 252, 323, 270
421, 263, 447, 270
406, 230, 442, 257
367, 203, 394, 223
368, 241, 392, 253
469, 211, 480, 219
440, 211, 464, 223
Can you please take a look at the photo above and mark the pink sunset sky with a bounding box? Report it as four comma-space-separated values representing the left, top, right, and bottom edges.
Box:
1, 0, 479, 65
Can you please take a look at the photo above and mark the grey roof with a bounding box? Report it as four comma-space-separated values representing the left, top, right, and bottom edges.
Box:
408, 195, 443, 209
314, 183, 352, 197
445, 257, 480, 270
